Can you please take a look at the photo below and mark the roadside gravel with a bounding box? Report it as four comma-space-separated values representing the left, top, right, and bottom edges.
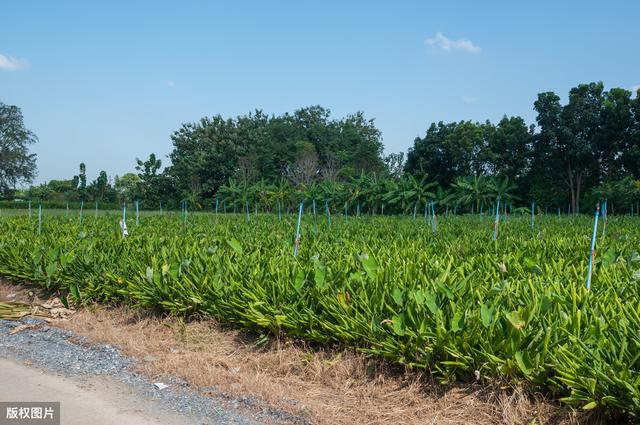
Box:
0, 317, 303, 425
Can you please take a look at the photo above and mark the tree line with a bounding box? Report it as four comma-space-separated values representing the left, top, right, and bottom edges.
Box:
2, 81, 640, 214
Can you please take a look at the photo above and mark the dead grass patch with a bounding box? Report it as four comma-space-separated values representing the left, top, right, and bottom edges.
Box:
1, 280, 589, 424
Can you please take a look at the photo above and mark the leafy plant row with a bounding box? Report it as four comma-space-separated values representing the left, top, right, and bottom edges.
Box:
1, 213, 639, 418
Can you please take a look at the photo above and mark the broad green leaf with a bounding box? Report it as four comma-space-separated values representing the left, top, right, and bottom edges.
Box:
515, 351, 533, 376
392, 288, 404, 306
425, 291, 439, 314
313, 260, 326, 290
392, 313, 405, 336
480, 303, 495, 327
69, 284, 80, 301
227, 238, 243, 254
361, 255, 377, 280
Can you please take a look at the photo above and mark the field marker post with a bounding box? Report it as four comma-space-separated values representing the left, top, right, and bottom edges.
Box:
294, 202, 303, 257
160, 201, 163, 216
38, 204, 42, 236
493, 199, 500, 241
66, 202, 69, 218
278, 201, 282, 220
28, 199, 32, 219
245, 201, 250, 223
325, 200, 331, 226
120, 204, 129, 238
423, 201, 428, 224
586, 202, 600, 290
601, 199, 608, 239
80, 200, 84, 223
531, 201, 535, 230
503, 202, 507, 223
431, 201, 437, 234
557, 207, 560, 218
95, 201, 98, 218
135, 199, 139, 226
312, 199, 317, 235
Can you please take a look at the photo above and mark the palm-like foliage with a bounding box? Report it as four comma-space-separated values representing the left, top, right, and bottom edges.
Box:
452, 175, 490, 214
487, 176, 519, 204
384, 174, 436, 214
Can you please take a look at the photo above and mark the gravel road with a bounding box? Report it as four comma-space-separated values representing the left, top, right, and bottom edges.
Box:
0, 317, 303, 425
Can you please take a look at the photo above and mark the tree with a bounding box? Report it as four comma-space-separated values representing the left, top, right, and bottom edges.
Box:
285, 141, 319, 188
561, 83, 604, 213
0, 102, 38, 196
73, 163, 87, 201
486, 116, 532, 198
88, 170, 109, 201
405, 121, 490, 187
114, 173, 141, 204
383, 152, 405, 179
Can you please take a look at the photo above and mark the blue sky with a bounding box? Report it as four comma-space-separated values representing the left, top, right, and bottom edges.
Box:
1, 0, 639, 184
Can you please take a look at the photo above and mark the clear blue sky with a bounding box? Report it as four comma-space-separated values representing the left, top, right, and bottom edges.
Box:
1, 0, 639, 184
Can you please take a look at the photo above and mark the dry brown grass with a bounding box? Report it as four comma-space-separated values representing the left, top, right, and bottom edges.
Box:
0, 280, 588, 425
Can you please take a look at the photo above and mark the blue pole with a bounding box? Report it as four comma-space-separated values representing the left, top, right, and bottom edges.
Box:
503, 202, 507, 223
531, 201, 535, 230
325, 201, 331, 226
493, 199, 500, 241
80, 200, 84, 223
123, 204, 126, 237
312, 198, 317, 235
294, 202, 303, 257
601, 199, 608, 238
586, 203, 600, 290
423, 201, 428, 224
135, 199, 139, 226
38, 204, 42, 236
431, 201, 437, 234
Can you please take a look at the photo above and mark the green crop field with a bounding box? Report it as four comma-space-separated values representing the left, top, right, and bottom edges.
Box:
1, 211, 639, 418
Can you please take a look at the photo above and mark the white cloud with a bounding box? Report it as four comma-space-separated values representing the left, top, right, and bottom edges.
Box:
0, 53, 28, 71
425, 32, 481, 54
462, 96, 479, 104
165, 80, 175, 88
631, 85, 640, 93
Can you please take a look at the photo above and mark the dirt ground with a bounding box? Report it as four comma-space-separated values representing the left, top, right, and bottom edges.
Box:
0, 280, 597, 425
